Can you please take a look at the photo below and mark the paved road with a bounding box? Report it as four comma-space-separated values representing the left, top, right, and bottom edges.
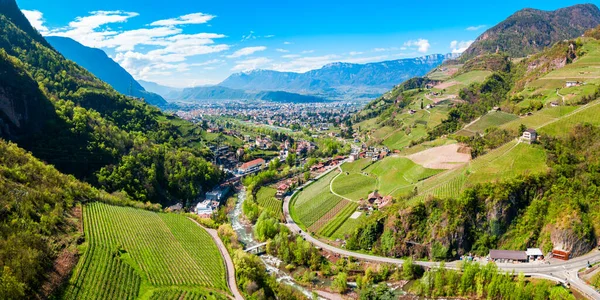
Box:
283, 176, 600, 299
189, 218, 244, 300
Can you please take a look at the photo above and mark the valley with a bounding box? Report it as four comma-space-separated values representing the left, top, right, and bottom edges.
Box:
3, 0, 600, 299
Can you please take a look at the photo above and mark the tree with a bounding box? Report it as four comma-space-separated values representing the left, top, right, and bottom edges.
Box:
332, 272, 348, 294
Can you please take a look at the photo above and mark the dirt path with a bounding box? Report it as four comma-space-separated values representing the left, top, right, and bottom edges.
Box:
188, 218, 244, 300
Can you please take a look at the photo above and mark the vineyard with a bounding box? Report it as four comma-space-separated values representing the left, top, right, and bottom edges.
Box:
319, 202, 360, 238
63, 203, 228, 299
307, 200, 351, 233
148, 289, 225, 300
330, 173, 377, 201
255, 187, 283, 218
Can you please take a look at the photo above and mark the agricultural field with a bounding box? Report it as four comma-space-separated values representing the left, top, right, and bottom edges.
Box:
463, 111, 519, 134
501, 106, 578, 132
63, 203, 227, 300
330, 214, 365, 240
432, 70, 493, 95
539, 100, 600, 137
365, 156, 442, 197
330, 173, 377, 201
410, 140, 548, 202
307, 200, 353, 233
318, 202, 360, 238
255, 187, 283, 218
427, 64, 463, 81
292, 170, 344, 228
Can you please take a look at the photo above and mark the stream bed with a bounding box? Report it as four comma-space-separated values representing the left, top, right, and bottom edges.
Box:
228, 188, 325, 299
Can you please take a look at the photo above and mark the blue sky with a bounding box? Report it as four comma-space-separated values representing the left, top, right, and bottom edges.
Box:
18, 0, 597, 87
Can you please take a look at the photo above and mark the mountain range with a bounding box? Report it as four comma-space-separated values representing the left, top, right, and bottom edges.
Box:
462, 3, 600, 60
45, 36, 169, 108
219, 54, 459, 100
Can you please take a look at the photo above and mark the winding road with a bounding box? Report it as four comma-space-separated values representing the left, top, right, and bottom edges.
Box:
188, 218, 244, 300
283, 171, 600, 299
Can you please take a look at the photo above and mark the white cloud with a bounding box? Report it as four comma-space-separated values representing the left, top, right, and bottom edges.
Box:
241, 31, 255, 42
450, 40, 473, 54
226, 46, 267, 58
264, 35, 275, 38
283, 41, 292, 45
231, 57, 273, 72
21, 10, 48, 34
349, 51, 363, 56
271, 54, 340, 73
281, 54, 301, 59
301, 50, 314, 54
150, 13, 215, 26
373, 48, 388, 52
276, 48, 289, 53
404, 39, 430, 53
47, 11, 140, 47
466, 25, 486, 31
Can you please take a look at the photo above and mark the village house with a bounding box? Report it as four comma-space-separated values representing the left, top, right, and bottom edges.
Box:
526, 248, 544, 261
565, 81, 582, 88
195, 200, 214, 218
522, 129, 538, 144
276, 183, 290, 199
550, 101, 560, 107
255, 137, 272, 150
237, 158, 266, 175
205, 185, 231, 203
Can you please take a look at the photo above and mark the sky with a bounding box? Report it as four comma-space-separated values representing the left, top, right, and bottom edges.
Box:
17, 0, 598, 88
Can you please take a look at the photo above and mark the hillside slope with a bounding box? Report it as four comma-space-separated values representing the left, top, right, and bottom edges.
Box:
462, 4, 600, 59
46, 36, 168, 108
0, 0, 222, 205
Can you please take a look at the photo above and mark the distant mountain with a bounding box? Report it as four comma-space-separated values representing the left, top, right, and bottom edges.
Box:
177, 86, 327, 103
219, 54, 459, 100
138, 80, 183, 100
46, 36, 169, 107
462, 4, 600, 60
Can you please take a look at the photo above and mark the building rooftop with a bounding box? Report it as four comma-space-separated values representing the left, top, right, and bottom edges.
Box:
489, 250, 527, 261
239, 158, 266, 170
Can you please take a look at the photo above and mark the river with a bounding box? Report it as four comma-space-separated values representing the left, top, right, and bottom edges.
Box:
228, 187, 325, 299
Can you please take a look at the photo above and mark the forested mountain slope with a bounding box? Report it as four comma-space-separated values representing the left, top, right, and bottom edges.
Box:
46, 36, 169, 108
0, 0, 221, 205
462, 3, 600, 59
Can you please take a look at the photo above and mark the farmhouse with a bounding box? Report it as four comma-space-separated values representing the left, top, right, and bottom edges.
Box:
237, 158, 266, 175
565, 81, 582, 88
489, 250, 528, 263
276, 183, 289, 199
522, 129, 537, 144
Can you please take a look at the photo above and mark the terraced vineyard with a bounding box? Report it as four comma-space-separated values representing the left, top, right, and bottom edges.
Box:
148, 289, 223, 300
64, 203, 228, 299
255, 187, 283, 218
319, 202, 360, 237
305, 200, 352, 233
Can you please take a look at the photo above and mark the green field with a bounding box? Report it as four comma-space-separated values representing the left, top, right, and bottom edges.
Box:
64, 203, 227, 299
255, 187, 283, 218
318, 202, 359, 237
330, 173, 377, 201
292, 170, 344, 228
366, 156, 442, 197
331, 214, 365, 240
411, 141, 548, 202
464, 111, 519, 133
